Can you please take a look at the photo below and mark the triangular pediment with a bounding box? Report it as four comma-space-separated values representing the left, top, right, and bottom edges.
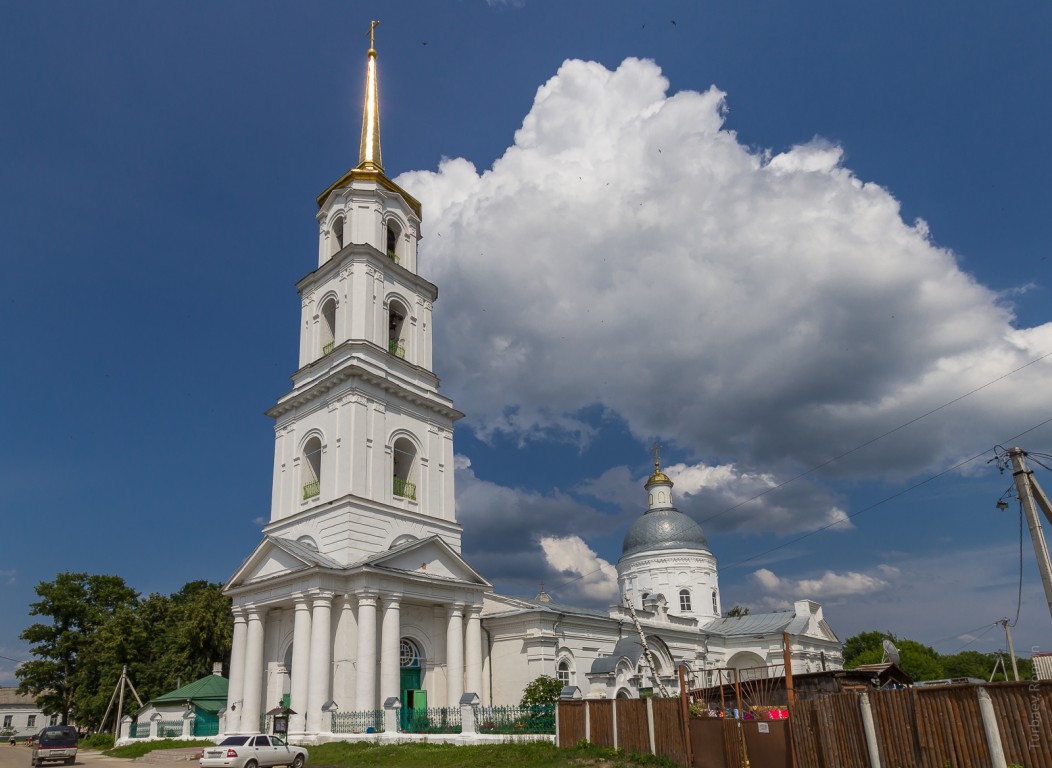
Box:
226, 536, 342, 589
365, 536, 490, 587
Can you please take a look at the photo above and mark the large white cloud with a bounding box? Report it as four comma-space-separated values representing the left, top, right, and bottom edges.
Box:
398, 57, 1052, 482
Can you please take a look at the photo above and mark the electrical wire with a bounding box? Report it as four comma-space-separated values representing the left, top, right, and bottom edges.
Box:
720, 417, 1052, 571
699, 350, 1052, 527
1009, 501, 1024, 627
550, 416, 1052, 593
550, 352, 1052, 593
948, 621, 999, 654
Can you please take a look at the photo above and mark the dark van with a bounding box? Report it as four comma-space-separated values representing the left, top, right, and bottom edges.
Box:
31, 726, 78, 766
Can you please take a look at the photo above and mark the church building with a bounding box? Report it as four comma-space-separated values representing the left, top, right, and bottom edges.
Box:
222, 31, 842, 741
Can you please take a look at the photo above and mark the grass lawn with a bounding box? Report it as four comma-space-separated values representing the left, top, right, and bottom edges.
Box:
104, 739, 215, 758
308, 741, 678, 768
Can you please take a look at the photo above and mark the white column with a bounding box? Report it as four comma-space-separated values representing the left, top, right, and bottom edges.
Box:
288, 598, 312, 735
379, 594, 402, 704
465, 604, 483, 697
306, 592, 333, 734
446, 603, 464, 707
355, 592, 378, 710
333, 595, 357, 710
226, 609, 248, 734
241, 607, 266, 733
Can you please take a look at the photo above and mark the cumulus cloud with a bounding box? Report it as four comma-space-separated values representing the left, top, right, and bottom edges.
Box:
579, 460, 848, 535
455, 455, 628, 603
399, 57, 1052, 485
539, 535, 619, 602
752, 567, 893, 598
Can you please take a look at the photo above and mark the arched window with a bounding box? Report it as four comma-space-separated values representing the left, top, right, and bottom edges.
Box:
388, 300, 407, 359
557, 660, 571, 687
302, 436, 322, 500
386, 221, 401, 263
320, 297, 337, 356
711, 590, 718, 614
400, 638, 421, 668
332, 215, 345, 254
392, 436, 417, 501
679, 589, 692, 613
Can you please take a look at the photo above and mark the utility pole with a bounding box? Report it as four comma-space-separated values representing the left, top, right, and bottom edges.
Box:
1007, 447, 1052, 622
998, 619, 1021, 681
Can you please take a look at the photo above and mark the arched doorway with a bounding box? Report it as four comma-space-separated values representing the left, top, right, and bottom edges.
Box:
400, 638, 425, 729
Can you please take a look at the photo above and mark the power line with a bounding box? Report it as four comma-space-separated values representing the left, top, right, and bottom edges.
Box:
700, 350, 1052, 527
546, 348, 1052, 595
720, 417, 1052, 571
549, 415, 1052, 594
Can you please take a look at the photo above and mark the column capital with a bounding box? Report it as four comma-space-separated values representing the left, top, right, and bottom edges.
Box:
466, 604, 483, 619
292, 594, 312, 610
382, 592, 403, 608
448, 601, 465, 617
232, 607, 248, 622
309, 590, 335, 607
245, 605, 267, 621
355, 588, 379, 607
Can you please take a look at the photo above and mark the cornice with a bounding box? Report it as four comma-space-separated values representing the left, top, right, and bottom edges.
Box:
297, 243, 438, 301
316, 168, 422, 218
266, 344, 462, 422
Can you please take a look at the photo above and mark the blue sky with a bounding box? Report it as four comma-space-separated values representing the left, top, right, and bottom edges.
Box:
2, 1, 1051, 685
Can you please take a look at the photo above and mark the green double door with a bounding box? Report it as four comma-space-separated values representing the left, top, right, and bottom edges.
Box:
400, 668, 424, 730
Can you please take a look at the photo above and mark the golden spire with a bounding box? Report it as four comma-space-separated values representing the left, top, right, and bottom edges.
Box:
357, 20, 384, 173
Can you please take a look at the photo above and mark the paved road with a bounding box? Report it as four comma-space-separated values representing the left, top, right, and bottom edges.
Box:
0, 748, 133, 768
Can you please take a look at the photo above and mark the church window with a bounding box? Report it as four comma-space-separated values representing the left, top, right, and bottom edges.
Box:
400, 638, 421, 668
392, 437, 417, 501
557, 660, 571, 686
332, 215, 345, 254
711, 590, 718, 613
302, 436, 322, 500
658, 492, 665, 503
386, 221, 401, 263
679, 589, 692, 612
27, 715, 36, 728
320, 297, 337, 356
296, 535, 319, 552
388, 300, 407, 359
648, 493, 653, 506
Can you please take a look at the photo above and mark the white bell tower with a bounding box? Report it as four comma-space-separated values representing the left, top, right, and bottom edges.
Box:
262, 25, 464, 564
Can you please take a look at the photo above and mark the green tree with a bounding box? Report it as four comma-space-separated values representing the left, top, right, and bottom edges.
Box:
843, 631, 946, 682
17, 572, 139, 724
133, 581, 232, 700
520, 675, 563, 707
725, 605, 750, 618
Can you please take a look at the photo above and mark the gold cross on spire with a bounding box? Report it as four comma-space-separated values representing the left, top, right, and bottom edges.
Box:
651, 440, 662, 470
358, 19, 384, 172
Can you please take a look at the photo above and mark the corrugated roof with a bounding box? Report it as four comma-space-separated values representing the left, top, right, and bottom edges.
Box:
590, 637, 644, 674
486, 594, 610, 620
701, 611, 795, 636
151, 674, 228, 713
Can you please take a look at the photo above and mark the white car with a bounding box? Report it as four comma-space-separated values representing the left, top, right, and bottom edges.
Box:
199, 735, 307, 768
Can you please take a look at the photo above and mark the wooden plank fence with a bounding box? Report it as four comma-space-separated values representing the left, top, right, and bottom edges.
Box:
559, 680, 1051, 768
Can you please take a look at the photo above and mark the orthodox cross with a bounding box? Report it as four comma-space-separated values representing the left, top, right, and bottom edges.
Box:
368, 19, 380, 48
651, 440, 662, 469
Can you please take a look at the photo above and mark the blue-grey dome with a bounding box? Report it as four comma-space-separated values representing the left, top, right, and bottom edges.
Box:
620, 509, 710, 558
